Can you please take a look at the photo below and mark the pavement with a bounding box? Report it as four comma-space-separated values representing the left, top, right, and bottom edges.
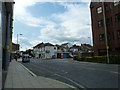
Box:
4, 59, 76, 88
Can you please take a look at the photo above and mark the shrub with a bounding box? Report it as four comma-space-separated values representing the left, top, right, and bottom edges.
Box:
78, 57, 85, 61
109, 56, 120, 64
73, 56, 79, 60
73, 55, 120, 64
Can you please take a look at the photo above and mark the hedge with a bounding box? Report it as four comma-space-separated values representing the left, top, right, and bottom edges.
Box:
73, 55, 120, 64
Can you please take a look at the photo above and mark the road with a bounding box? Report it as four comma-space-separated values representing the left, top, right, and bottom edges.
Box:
21, 59, 119, 88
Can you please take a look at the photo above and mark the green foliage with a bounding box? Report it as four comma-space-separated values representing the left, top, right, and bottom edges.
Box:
73, 56, 79, 60
74, 55, 120, 64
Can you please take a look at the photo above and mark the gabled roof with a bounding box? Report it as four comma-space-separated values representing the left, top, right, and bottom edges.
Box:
44, 43, 54, 46
33, 42, 54, 48
12, 43, 19, 46
55, 44, 63, 49
81, 44, 92, 47
33, 42, 44, 48
61, 43, 69, 46
70, 45, 81, 49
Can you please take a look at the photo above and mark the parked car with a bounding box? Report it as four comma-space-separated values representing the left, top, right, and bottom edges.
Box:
69, 54, 73, 58
22, 54, 30, 62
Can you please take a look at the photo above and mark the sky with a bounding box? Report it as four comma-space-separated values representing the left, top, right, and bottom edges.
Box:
13, 0, 92, 51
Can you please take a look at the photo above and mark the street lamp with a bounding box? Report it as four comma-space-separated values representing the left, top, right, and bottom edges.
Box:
102, 1, 109, 64
17, 34, 22, 51
17, 34, 22, 44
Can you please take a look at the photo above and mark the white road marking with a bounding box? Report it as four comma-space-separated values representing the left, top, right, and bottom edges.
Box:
20, 63, 37, 77
65, 72, 68, 74
44, 77, 76, 88
54, 73, 86, 89
30, 63, 86, 88
20, 62, 76, 88
110, 71, 120, 75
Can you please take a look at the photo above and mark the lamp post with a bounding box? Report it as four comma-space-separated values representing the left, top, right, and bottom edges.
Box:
17, 34, 22, 51
17, 34, 22, 44
15, 34, 22, 61
102, 1, 109, 64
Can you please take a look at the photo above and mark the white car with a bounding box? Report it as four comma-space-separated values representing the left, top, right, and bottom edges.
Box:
22, 54, 30, 62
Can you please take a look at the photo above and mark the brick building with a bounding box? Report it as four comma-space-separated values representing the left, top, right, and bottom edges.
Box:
11, 43, 20, 59
12, 43, 19, 52
90, 1, 120, 56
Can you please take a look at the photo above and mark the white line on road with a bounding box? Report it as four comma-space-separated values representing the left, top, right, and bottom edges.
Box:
110, 71, 120, 75
20, 62, 77, 88
65, 72, 68, 74
54, 73, 86, 89
45, 77, 76, 88
29, 63, 86, 89
19, 63, 37, 77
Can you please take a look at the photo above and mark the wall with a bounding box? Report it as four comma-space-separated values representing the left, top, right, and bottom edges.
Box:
90, 2, 120, 56
2, 2, 12, 71
2, 2, 14, 88
0, 1, 2, 89
12, 43, 19, 52
45, 46, 55, 58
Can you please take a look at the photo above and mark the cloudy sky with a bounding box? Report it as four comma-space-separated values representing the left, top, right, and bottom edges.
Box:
13, 0, 92, 51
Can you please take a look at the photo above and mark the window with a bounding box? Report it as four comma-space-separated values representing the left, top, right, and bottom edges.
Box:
99, 34, 105, 41
108, 33, 111, 40
98, 20, 104, 28
109, 4, 113, 9
115, 13, 120, 22
117, 30, 120, 39
112, 32, 114, 40
106, 17, 112, 26
105, 4, 111, 11
46, 50, 50, 53
114, 0, 120, 6
97, 7, 102, 14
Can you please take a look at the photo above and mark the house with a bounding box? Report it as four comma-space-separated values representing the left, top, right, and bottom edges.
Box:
44, 43, 56, 59
69, 44, 93, 57
33, 42, 44, 58
33, 42, 56, 59
61, 43, 72, 52
81, 44, 93, 53
55, 44, 70, 58
90, 1, 120, 56
54, 44, 62, 58
25, 49, 34, 57
81, 44, 94, 57
69, 44, 83, 57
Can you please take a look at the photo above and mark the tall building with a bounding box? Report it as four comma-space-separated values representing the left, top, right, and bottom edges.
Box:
90, 1, 120, 56
2, 1, 14, 70
0, 1, 14, 88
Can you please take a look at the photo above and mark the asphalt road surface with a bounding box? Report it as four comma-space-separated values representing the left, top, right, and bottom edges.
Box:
21, 59, 119, 88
